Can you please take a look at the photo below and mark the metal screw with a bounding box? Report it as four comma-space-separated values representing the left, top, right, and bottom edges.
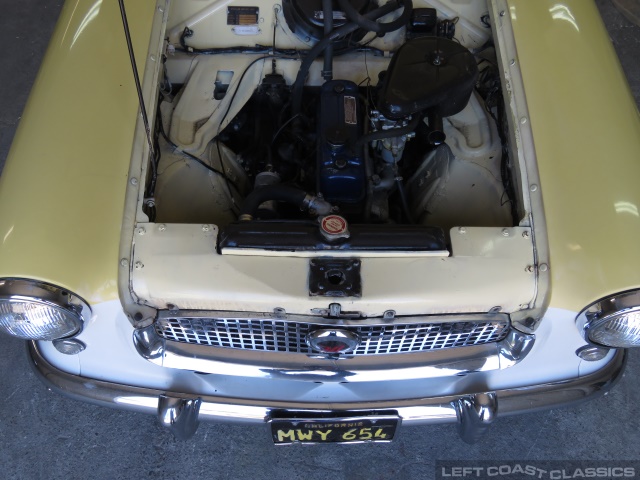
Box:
458, 226, 467, 234
383, 310, 396, 319
120, 259, 129, 267
499, 10, 505, 16
520, 117, 528, 124
137, 227, 146, 235
202, 225, 210, 232
158, 6, 164, 12
510, 59, 516, 66
502, 228, 510, 237
158, 224, 166, 231
525, 265, 535, 273
539, 263, 549, 272
150, 55, 156, 62
135, 261, 144, 270
130, 177, 138, 186
522, 231, 530, 238
530, 184, 538, 192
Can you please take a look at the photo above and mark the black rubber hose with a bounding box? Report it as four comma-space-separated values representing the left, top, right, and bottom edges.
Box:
337, 0, 413, 34
427, 109, 446, 146
356, 114, 422, 146
322, 0, 333, 81
240, 185, 307, 218
291, 0, 400, 115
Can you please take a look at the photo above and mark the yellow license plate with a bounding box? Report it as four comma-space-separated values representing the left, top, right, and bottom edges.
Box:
270, 416, 399, 444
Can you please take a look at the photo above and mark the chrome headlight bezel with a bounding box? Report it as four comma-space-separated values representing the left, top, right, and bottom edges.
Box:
577, 289, 640, 349
0, 278, 91, 341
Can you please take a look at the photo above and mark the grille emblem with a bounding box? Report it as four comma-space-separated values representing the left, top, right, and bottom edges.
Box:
307, 329, 360, 354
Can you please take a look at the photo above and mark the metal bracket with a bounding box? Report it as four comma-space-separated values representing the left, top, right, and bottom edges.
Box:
310, 303, 364, 319
308, 258, 362, 297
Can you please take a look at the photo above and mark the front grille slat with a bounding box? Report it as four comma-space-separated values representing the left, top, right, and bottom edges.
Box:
155, 317, 509, 356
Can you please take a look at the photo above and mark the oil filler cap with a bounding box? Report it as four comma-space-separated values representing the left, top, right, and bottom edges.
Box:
319, 215, 350, 242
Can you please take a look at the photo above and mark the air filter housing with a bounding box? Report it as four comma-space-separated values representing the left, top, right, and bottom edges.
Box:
379, 37, 478, 119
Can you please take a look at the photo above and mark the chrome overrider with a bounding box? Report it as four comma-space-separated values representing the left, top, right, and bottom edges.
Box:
28, 342, 627, 443
132, 324, 535, 381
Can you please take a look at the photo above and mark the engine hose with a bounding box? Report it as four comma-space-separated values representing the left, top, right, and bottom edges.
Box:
356, 114, 422, 147
427, 109, 446, 146
239, 185, 308, 220
337, 0, 413, 35
291, 0, 400, 115
322, 0, 333, 81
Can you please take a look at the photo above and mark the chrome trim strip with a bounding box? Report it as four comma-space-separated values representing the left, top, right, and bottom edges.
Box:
489, 0, 552, 333
133, 327, 534, 381
28, 342, 627, 442
157, 309, 511, 327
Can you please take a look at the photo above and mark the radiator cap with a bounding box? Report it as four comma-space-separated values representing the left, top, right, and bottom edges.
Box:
319, 215, 350, 242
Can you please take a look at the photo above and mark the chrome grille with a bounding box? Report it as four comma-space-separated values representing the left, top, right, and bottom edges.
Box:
155, 317, 510, 356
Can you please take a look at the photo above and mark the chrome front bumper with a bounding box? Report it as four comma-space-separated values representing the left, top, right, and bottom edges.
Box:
28, 341, 627, 443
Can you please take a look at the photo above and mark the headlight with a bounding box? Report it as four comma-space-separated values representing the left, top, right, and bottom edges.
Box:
0, 279, 90, 340
578, 289, 640, 348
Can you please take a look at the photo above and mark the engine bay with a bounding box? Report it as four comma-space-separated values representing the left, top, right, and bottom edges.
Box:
148, 0, 521, 253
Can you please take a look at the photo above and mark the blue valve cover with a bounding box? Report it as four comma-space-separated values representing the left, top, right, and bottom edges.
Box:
317, 80, 366, 206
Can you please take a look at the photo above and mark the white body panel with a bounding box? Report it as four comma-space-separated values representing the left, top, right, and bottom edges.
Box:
39, 300, 614, 404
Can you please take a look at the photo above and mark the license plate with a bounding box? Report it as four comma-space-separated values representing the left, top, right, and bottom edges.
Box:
270, 416, 399, 444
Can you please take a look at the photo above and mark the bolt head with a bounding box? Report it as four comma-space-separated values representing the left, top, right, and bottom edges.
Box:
120, 259, 129, 267
502, 228, 510, 237
134, 261, 144, 270
522, 231, 530, 238
202, 224, 210, 232
137, 227, 146, 235
458, 226, 467, 234
525, 265, 534, 273
130, 177, 138, 186
158, 224, 166, 231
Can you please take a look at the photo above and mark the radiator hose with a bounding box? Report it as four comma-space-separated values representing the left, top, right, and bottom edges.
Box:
239, 186, 333, 220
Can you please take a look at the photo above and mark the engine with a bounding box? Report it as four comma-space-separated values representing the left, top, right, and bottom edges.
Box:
154, 0, 515, 250
217, 39, 477, 223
